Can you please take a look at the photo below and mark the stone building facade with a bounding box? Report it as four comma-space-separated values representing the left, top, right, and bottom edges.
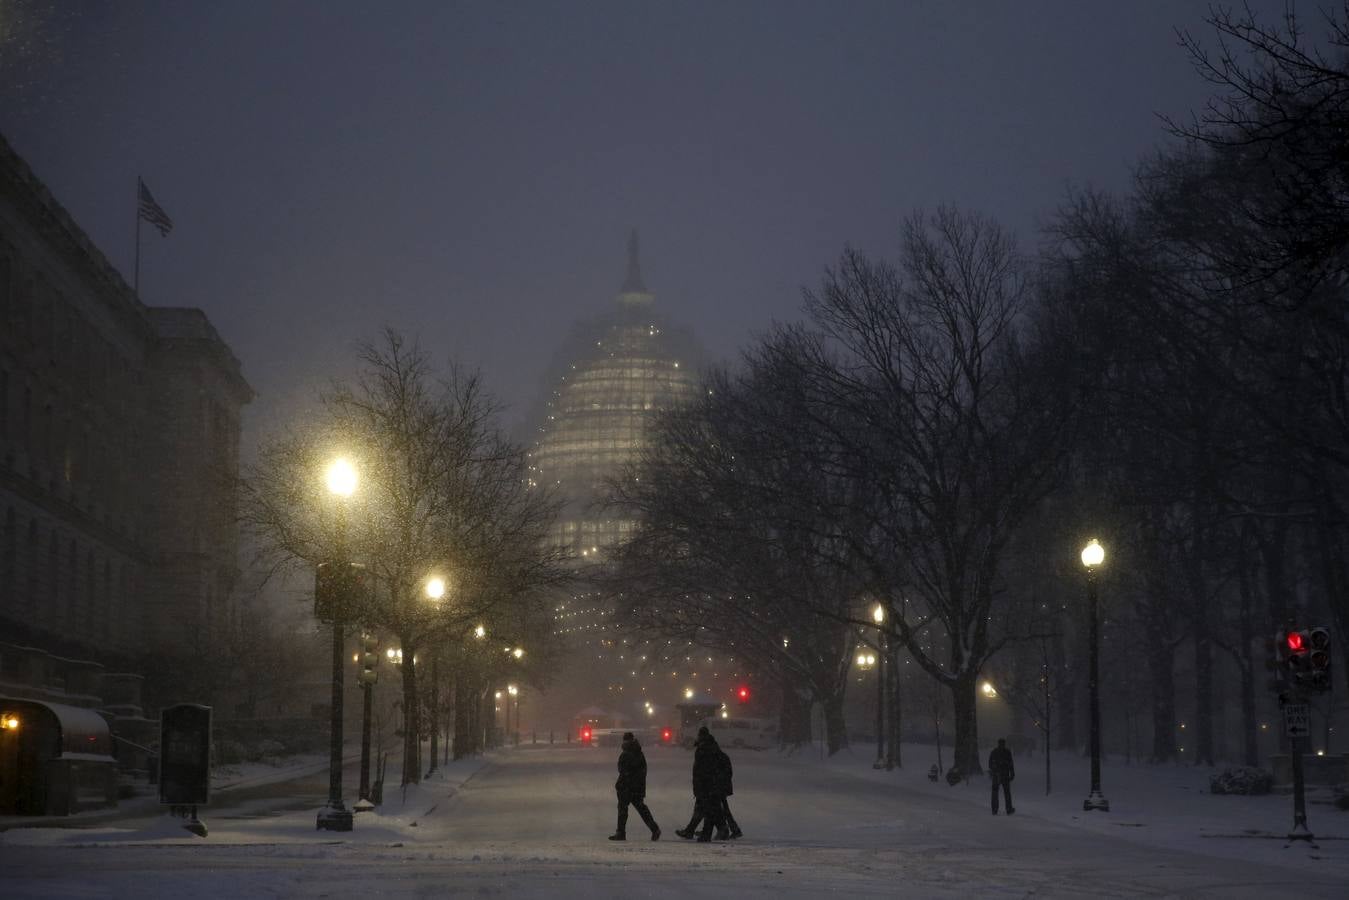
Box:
0, 132, 252, 709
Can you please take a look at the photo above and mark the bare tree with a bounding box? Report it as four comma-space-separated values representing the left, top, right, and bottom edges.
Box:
241, 330, 564, 784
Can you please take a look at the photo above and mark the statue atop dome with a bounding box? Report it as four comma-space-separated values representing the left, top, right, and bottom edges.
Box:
618, 228, 653, 305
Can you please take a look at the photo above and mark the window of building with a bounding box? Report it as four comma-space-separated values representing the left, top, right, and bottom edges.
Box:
0, 254, 10, 323
67, 537, 78, 629
1, 507, 12, 610
47, 529, 58, 627
25, 518, 36, 618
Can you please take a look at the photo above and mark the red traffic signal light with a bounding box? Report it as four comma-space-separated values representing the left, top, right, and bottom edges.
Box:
661, 728, 672, 743
581, 727, 592, 743
736, 685, 750, 703
1287, 632, 1305, 652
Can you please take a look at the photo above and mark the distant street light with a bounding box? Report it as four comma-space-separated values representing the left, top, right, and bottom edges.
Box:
1081, 538, 1109, 813
425, 574, 447, 777
318, 457, 358, 833
870, 603, 892, 771
981, 681, 998, 699
474, 624, 487, 640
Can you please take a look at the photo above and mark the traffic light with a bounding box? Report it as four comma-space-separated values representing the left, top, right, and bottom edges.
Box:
359, 632, 379, 686
1282, 628, 1311, 688
1308, 626, 1332, 692
661, 727, 673, 743
581, 726, 593, 744
736, 685, 750, 704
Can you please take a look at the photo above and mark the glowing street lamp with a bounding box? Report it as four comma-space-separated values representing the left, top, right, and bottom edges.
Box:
474, 624, 487, 640
324, 458, 358, 497
318, 456, 358, 832
1081, 538, 1109, 813
869, 602, 892, 771
425, 577, 446, 602
981, 681, 998, 699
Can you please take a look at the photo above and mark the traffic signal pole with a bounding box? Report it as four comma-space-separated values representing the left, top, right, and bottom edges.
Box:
1287, 734, 1314, 845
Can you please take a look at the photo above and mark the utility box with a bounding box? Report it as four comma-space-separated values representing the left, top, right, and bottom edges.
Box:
159, 704, 211, 806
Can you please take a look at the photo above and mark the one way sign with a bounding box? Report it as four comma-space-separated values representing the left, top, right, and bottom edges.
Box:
1284, 703, 1310, 739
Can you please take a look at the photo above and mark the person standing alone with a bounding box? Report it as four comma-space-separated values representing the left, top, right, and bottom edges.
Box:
988, 738, 1015, 815
611, 731, 661, 841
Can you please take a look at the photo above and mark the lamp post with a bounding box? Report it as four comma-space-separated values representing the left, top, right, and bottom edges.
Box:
424, 576, 446, 777
856, 646, 877, 754
1081, 538, 1109, 812
354, 627, 379, 813
508, 684, 519, 745
872, 603, 889, 770
317, 457, 358, 832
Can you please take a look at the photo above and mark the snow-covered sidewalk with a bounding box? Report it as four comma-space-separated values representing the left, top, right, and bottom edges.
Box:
0, 751, 492, 848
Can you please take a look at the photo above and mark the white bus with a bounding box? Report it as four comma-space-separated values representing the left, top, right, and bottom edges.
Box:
698, 716, 777, 750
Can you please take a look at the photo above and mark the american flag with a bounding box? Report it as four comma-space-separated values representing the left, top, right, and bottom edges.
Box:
138, 178, 174, 237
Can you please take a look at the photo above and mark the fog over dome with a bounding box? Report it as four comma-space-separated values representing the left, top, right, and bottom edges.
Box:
528, 230, 703, 562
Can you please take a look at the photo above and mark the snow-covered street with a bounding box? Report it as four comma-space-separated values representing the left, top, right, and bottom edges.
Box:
4, 742, 1346, 898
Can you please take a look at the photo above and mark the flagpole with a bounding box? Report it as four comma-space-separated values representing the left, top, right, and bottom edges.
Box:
134, 176, 142, 295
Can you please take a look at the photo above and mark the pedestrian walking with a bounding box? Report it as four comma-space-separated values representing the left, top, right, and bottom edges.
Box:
610, 731, 661, 841
988, 737, 1015, 815
675, 726, 727, 841
712, 737, 742, 839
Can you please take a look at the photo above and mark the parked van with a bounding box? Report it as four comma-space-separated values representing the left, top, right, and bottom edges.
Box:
698, 716, 777, 750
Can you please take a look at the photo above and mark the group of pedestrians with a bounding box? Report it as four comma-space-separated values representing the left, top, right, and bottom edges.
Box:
609, 726, 743, 843
607, 726, 1021, 841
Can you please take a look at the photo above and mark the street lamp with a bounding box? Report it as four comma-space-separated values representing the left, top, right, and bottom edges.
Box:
507, 684, 519, 745
1081, 538, 1109, 812
354, 629, 379, 814
424, 575, 447, 777
318, 457, 358, 833
871, 604, 891, 770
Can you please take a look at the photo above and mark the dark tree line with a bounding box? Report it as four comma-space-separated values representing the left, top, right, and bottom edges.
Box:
608, 5, 1348, 773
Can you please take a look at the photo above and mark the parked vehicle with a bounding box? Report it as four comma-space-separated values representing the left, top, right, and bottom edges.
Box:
697, 716, 777, 750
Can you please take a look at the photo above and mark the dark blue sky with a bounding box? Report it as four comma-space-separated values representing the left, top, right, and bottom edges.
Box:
0, 0, 1290, 444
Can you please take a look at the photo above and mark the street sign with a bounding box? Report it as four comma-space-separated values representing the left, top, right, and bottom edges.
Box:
1283, 703, 1310, 739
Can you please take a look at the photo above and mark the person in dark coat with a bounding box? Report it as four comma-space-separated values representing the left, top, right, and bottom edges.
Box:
610, 732, 660, 840
988, 737, 1015, 815
712, 739, 742, 839
675, 726, 727, 841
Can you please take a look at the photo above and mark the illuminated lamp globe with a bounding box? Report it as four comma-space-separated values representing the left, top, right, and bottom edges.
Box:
872, 604, 885, 625
325, 458, 358, 497
425, 577, 446, 601
1081, 538, 1105, 569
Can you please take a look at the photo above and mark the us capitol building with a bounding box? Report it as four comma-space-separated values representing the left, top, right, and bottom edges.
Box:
528, 231, 701, 562
529, 233, 740, 724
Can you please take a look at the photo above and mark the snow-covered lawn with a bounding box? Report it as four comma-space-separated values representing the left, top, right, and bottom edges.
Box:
805, 739, 1347, 871
3, 742, 1345, 898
